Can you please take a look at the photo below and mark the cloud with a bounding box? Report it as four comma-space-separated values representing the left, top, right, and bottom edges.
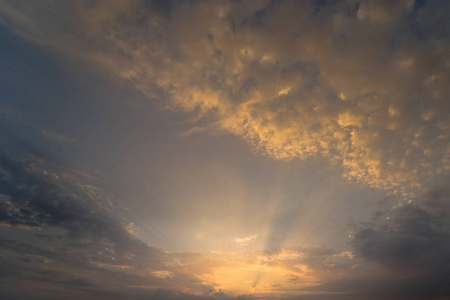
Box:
0, 148, 284, 298
352, 186, 450, 272
40, 130, 76, 144
350, 185, 450, 298
0, 150, 176, 297
143, 289, 256, 300
234, 234, 258, 247
0, 152, 133, 250
289, 185, 450, 300
195, 246, 358, 297
0, 198, 42, 229
1, 1, 450, 299
1, 0, 448, 192
4, 143, 448, 299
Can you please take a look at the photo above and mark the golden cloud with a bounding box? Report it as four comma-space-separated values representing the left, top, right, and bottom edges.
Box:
2, 0, 449, 191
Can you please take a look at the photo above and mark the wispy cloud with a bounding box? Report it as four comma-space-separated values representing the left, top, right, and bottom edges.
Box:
234, 234, 258, 247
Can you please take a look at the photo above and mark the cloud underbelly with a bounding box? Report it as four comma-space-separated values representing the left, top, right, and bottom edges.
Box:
2, 0, 448, 191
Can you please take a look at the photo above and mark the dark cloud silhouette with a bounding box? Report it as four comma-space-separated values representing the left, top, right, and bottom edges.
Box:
0, 200, 42, 229
144, 289, 256, 300
0, 152, 132, 248
353, 186, 450, 272
0, 151, 172, 297
303, 275, 450, 300
350, 186, 450, 299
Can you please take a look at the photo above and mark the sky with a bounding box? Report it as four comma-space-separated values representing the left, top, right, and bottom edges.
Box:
0, 0, 449, 299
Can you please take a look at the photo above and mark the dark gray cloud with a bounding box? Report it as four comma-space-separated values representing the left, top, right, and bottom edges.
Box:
144, 289, 256, 300
349, 186, 450, 298
144, 0, 173, 19
0, 199, 42, 229
0, 150, 172, 298
303, 275, 450, 300
352, 186, 450, 272
0, 151, 132, 249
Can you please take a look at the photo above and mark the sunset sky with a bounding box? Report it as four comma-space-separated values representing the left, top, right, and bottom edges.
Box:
0, 1, 449, 299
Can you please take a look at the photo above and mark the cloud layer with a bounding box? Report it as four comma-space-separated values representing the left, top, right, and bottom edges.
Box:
3, 144, 448, 299
0, 146, 345, 299
349, 185, 450, 299
2, 0, 448, 191
1, 1, 450, 299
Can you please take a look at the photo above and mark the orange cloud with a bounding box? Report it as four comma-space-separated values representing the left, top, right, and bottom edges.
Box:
2, 1, 448, 192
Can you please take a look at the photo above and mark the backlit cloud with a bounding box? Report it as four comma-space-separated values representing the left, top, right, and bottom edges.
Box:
234, 234, 258, 247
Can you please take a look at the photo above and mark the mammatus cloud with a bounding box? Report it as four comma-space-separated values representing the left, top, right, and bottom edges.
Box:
1, 0, 448, 191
